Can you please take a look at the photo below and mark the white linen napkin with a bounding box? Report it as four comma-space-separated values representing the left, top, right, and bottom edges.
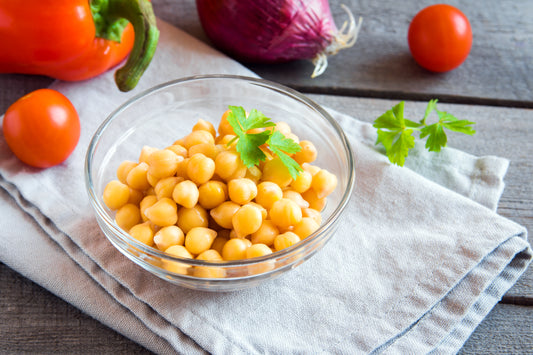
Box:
0, 20, 530, 354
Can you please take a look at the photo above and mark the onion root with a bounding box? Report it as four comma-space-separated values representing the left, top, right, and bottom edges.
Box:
311, 4, 363, 78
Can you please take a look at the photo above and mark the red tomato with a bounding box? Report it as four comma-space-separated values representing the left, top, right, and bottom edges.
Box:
408, 4, 472, 72
2, 89, 80, 168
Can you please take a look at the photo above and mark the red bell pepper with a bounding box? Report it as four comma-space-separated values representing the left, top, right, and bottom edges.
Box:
0, 0, 159, 92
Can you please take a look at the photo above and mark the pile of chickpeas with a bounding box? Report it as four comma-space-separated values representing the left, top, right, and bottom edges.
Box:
102, 109, 337, 277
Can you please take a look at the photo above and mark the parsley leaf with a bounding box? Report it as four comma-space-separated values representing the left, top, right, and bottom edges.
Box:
373, 100, 476, 166
268, 131, 304, 179
226, 106, 302, 178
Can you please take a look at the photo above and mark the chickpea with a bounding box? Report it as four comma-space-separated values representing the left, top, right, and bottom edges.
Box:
293, 140, 317, 164
184, 227, 217, 255
274, 231, 301, 251
116, 160, 137, 184
302, 163, 321, 176
222, 238, 248, 260
269, 198, 302, 229
274, 121, 291, 136
104, 107, 338, 266
155, 176, 183, 200
247, 243, 274, 274
165, 144, 188, 158
262, 157, 292, 188
103, 180, 130, 210
183, 130, 215, 149
154, 225, 184, 251
139, 195, 158, 222
217, 109, 235, 136
129, 222, 154, 246
216, 134, 238, 147
251, 220, 279, 246
198, 181, 227, 210
232, 203, 263, 238
189, 142, 216, 160
144, 197, 178, 227
115, 203, 141, 231
311, 169, 338, 199
192, 118, 216, 138
175, 158, 189, 179
128, 187, 144, 205
245, 165, 262, 183
255, 181, 283, 210
163, 245, 192, 274
228, 178, 257, 205
302, 208, 322, 225
187, 153, 215, 185
194, 249, 225, 278
209, 201, 240, 229
196, 249, 223, 261
177, 205, 209, 234
211, 233, 230, 255
138, 146, 158, 164
283, 190, 310, 209
247, 202, 267, 220
126, 162, 150, 191
146, 171, 159, 187
301, 188, 326, 212
165, 244, 193, 259
290, 170, 312, 193
147, 149, 181, 179
172, 180, 199, 209
246, 243, 273, 258
292, 217, 320, 239
215, 150, 246, 181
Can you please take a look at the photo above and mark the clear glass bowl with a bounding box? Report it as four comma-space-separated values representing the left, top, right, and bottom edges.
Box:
85, 75, 355, 291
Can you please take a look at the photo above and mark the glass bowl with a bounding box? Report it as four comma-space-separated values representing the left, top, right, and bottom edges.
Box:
85, 75, 355, 292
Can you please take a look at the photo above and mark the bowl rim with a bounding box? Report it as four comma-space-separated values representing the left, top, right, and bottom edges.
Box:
85, 74, 355, 268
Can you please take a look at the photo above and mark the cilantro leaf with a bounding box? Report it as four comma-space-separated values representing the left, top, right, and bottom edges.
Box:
373, 99, 476, 166
226, 106, 303, 177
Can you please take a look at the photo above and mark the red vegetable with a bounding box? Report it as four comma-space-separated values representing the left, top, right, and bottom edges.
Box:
196, 0, 362, 77
408, 4, 472, 72
2, 89, 81, 168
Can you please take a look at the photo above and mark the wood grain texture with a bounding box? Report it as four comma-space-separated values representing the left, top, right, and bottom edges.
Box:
459, 304, 533, 354
150, 0, 533, 107
0, 262, 151, 354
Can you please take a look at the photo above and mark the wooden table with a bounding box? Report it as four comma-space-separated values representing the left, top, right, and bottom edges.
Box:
1, 0, 532, 353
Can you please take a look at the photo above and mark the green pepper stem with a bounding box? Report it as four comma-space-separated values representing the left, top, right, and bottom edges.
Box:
105, 0, 159, 92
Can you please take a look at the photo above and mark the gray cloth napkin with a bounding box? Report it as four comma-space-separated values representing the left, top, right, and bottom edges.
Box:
0, 20, 531, 354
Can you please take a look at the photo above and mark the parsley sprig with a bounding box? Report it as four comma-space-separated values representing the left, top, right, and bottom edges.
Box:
226, 106, 303, 179
373, 99, 476, 166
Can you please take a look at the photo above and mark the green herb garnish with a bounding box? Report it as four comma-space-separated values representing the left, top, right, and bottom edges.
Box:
373, 99, 476, 166
226, 105, 303, 179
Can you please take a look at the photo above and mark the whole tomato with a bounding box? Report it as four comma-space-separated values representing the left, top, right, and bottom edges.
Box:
2, 89, 80, 168
408, 4, 473, 72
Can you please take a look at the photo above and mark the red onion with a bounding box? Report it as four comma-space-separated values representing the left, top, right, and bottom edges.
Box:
196, 0, 362, 77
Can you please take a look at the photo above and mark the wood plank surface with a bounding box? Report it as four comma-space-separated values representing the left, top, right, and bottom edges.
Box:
151, 0, 533, 108
0, 0, 531, 354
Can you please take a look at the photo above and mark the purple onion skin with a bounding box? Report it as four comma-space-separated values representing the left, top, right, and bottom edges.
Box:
196, 0, 338, 63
